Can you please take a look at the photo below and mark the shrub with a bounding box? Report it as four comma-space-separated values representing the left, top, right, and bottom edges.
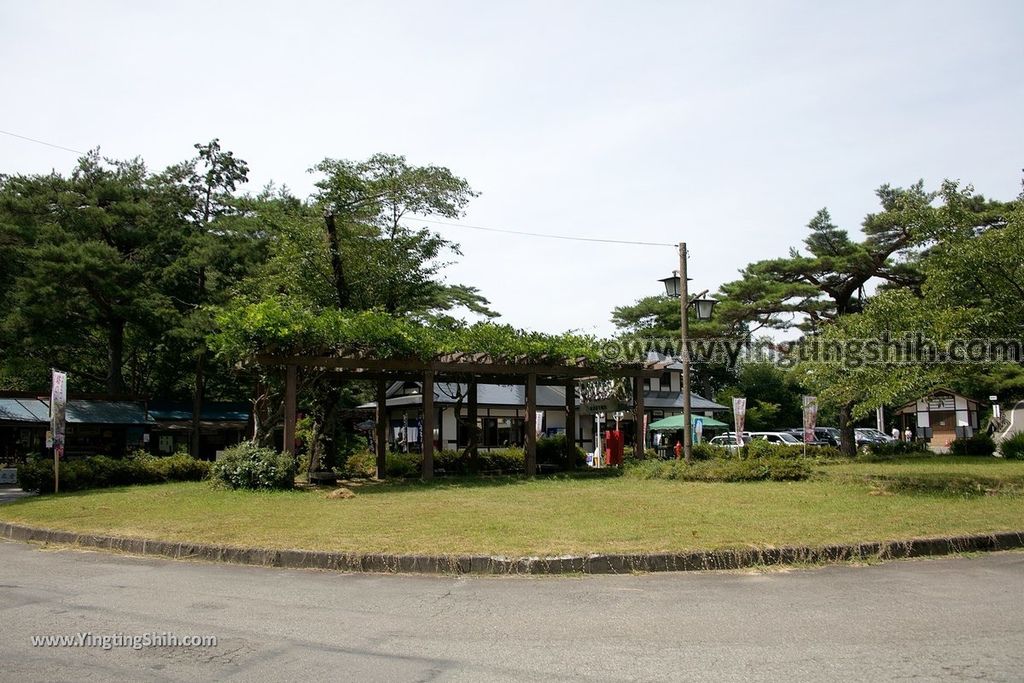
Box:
343, 450, 377, 477
866, 440, 929, 457
692, 442, 729, 460
485, 447, 526, 473
17, 453, 210, 494
211, 443, 296, 490
950, 433, 996, 457
1000, 432, 1024, 460
624, 456, 810, 482
741, 440, 803, 460
536, 435, 587, 470
385, 452, 420, 478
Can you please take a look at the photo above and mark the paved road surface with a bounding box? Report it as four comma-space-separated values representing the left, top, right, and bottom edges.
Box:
1, 541, 1022, 682
0, 487, 32, 504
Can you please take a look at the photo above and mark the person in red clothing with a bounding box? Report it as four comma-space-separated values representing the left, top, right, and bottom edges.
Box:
674, 440, 682, 460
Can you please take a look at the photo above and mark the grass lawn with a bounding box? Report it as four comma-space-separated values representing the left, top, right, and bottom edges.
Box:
2, 457, 1023, 557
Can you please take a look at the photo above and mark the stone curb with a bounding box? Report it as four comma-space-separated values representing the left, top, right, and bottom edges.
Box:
2, 521, 1023, 575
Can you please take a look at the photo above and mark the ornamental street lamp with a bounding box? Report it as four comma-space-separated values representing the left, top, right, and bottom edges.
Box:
662, 243, 717, 464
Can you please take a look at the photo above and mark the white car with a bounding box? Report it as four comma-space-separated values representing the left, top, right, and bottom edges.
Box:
748, 431, 804, 446
709, 434, 751, 451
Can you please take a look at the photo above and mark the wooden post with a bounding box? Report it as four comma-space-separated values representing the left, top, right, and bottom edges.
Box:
679, 242, 694, 464
564, 380, 576, 470
283, 364, 297, 456
375, 379, 388, 479
467, 381, 479, 471
526, 373, 537, 475
422, 370, 434, 480
633, 374, 645, 458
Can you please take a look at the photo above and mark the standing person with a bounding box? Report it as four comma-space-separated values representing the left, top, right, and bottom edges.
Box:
674, 440, 682, 460
891, 425, 901, 441
904, 427, 913, 443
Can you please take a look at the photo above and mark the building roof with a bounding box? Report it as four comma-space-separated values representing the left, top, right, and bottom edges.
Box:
0, 398, 51, 423
643, 392, 728, 411
0, 399, 154, 425
148, 401, 250, 422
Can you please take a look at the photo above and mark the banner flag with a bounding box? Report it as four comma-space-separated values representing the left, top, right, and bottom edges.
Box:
802, 395, 819, 443
50, 370, 67, 451
732, 397, 746, 445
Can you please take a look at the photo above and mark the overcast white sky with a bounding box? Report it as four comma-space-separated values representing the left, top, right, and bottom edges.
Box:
3, 1, 1022, 336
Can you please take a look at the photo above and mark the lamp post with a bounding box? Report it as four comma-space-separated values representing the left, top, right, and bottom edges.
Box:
659, 242, 716, 464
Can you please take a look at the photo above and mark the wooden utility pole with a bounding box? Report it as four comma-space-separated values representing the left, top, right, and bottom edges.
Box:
422, 370, 434, 480
679, 242, 693, 465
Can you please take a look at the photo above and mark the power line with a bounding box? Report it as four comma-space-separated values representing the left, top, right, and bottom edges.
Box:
0, 129, 676, 249
0, 129, 88, 155
404, 216, 676, 248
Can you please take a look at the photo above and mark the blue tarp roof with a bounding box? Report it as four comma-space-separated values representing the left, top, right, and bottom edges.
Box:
0, 399, 154, 425
147, 402, 250, 422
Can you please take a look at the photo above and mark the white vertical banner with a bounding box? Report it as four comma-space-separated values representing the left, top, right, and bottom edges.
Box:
50, 369, 67, 493
732, 397, 746, 446
641, 414, 649, 453
802, 395, 818, 443
535, 410, 544, 436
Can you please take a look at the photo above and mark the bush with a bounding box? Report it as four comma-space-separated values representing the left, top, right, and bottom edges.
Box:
211, 443, 296, 490
624, 456, 810, 482
17, 453, 210, 494
950, 433, 996, 457
343, 450, 377, 477
1000, 432, 1024, 460
385, 452, 420, 478
741, 440, 803, 460
536, 435, 587, 470
692, 442, 729, 460
866, 440, 929, 457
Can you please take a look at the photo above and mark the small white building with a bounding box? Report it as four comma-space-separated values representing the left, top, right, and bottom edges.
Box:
894, 388, 984, 448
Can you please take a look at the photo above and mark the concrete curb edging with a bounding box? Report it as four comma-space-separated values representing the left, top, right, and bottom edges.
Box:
2, 522, 1023, 574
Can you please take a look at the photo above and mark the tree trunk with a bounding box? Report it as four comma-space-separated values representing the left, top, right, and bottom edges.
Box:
464, 382, 480, 472
324, 212, 349, 309
107, 318, 126, 395
839, 401, 857, 457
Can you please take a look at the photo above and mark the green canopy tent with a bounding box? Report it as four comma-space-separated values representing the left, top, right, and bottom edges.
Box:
648, 414, 729, 430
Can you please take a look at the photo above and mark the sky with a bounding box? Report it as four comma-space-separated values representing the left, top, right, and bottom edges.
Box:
2, 1, 1022, 337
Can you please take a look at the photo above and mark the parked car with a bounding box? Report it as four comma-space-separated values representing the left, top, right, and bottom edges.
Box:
709, 434, 751, 451
782, 428, 832, 446
854, 428, 890, 445
856, 427, 896, 443
748, 431, 803, 446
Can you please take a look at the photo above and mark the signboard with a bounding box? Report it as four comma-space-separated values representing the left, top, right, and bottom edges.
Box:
641, 414, 649, 452
927, 396, 954, 411
50, 369, 67, 494
536, 410, 544, 436
694, 417, 704, 444
579, 400, 628, 416
50, 370, 67, 451
802, 395, 818, 444
732, 397, 746, 446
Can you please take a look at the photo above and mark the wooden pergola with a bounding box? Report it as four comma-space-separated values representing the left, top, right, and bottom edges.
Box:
258, 353, 668, 479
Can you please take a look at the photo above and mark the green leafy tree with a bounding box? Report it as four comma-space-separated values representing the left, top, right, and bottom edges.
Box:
0, 152, 177, 394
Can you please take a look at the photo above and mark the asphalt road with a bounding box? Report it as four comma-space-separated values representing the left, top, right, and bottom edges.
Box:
1, 541, 1022, 682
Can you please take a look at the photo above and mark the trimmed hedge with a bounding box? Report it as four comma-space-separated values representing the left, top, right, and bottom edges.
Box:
950, 433, 996, 457
865, 440, 931, 457
211, 443, 296, 490
624, 456, 810, 482
1000, 432, 1024, 460
343, 437, 587, 479
17, 453, 210, 494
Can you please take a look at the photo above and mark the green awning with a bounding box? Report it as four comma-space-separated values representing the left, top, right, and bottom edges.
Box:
648, 414, 728, 430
